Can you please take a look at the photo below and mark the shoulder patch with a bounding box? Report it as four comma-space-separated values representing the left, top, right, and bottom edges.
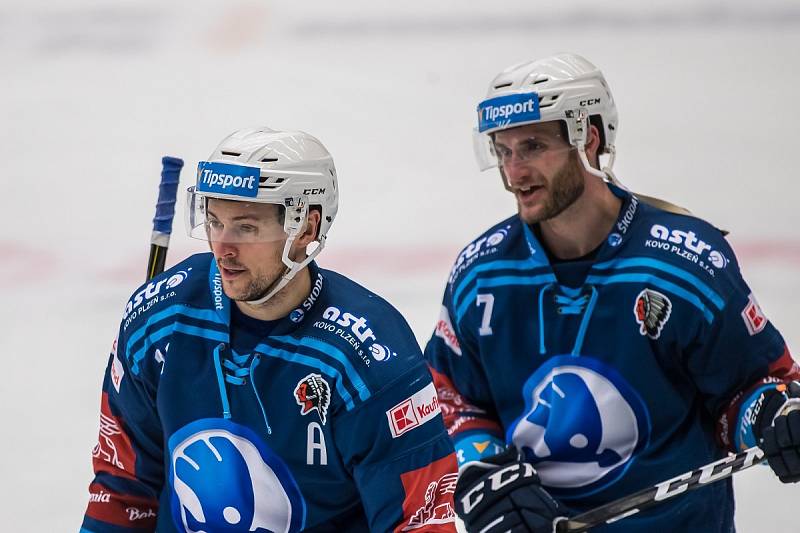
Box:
741, 293, 768, 335
294, 373, 331, 425
634, 289, 672, 339
386, 382, 441, 438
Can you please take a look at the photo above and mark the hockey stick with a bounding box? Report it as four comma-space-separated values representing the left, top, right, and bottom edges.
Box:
146, 156, 184, 281
555, 446, 764, 532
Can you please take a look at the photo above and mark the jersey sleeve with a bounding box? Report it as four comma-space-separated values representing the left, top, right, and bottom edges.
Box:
680, 235, 800, 451
424, 284, 505, 466
81, 324, 165, 532
332, 361, 458, 533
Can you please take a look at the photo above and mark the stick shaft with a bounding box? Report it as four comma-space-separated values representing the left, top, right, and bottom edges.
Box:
146, 156, 183, 281
557, 446, 764, 532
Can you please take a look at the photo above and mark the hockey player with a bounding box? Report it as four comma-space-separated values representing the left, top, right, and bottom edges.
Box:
82, 127, 458, 532
424, 54, 800, 532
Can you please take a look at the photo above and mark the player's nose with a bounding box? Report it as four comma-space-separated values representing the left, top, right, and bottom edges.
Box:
503, 163, 531, 187
211, 239, 238, 258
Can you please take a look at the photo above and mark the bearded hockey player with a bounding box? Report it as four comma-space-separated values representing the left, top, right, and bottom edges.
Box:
82, 127, 458, 532
424, 54, 800, 532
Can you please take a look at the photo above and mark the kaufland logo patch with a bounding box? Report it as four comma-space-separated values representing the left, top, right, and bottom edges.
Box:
387, 383, 441, 438
477, 93, 541, 133
741, 293, 768, 335
196, 161, 259, 198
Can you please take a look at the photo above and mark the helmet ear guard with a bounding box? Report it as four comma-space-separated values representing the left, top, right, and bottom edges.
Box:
564, 108, 616, 182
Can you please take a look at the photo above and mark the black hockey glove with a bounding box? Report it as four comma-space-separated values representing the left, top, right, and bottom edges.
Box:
454, 446, 568, 533
755, 381, 800, 483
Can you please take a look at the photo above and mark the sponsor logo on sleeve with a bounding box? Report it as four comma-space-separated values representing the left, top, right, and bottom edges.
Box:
313, 305, 396, 366
368, 343, 394, 362
92, 393, 137, 479
449, 227, 510, 283
644, 223, 727, 277
634, 288, 672, 339
294, 374, 331, 425
454, 434, 506, 466
402, 473, 458, 530
89, 489, 112, 503
86, 482, 159, 529
321, 306, 376, 343
126, 507, 157, 521
387, 383, 441, 438
123, 269, 192, 329
398, 454, 458, 531
110, 337, 124, 393
741, 292, 768, 335
434, 306, 462, 356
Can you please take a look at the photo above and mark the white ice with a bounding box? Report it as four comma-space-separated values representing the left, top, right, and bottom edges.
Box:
1, 0, 798, 530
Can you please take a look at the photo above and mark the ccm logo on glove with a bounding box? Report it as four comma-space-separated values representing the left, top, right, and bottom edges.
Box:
460, 462, 537, 513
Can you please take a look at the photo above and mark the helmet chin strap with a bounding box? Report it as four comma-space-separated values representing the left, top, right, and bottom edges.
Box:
244, 236, 325, 307
577, 140, 623, 188
569, 108, 622, 187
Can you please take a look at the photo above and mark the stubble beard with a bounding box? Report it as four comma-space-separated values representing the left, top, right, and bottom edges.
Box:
520, 152, 585, 225
220, 253, 287, 303
236, 265, 286, 302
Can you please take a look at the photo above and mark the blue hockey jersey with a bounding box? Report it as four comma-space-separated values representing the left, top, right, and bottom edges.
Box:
424, 186, 797, 532
82, 253, 458, 533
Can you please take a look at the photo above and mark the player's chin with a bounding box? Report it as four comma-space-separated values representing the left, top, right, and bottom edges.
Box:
517, 204, 545, 225
221, 277, 250, 300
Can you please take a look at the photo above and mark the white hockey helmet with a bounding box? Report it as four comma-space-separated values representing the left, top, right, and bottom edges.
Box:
186, 127, 338, 304
474, 53, 618, 180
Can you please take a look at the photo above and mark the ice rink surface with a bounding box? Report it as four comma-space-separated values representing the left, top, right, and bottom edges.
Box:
2, 0, 799, 530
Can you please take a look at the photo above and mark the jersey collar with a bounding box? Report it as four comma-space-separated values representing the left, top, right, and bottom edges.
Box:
521, 184, 640, 266
207, 256, 325, 336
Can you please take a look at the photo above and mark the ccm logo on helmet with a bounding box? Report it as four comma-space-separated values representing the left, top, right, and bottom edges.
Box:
580, 98, 601, 106
303, 188, 326, 195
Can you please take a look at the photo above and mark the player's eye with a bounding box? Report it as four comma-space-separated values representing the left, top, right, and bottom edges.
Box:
494, 144, 512, 159
519, 139, 547, 158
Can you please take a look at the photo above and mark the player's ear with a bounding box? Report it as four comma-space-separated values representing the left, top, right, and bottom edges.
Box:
296, 208, 321, 247
585, 123, 602, 168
